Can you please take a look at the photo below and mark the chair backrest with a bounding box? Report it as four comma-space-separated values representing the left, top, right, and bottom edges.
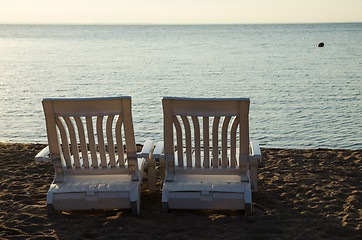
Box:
163, 97, 250, 170
42, 97, 137, 170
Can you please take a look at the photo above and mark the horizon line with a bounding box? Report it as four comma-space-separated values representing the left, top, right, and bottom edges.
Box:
0, 21, 361, 26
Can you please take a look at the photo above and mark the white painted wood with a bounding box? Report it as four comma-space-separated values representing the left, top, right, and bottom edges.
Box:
96, 116, 107, 168
230, 117, 239, 168
74, 117, 89, 168
86, 116, 98, 168
115, 116, 125, 167
106, 115, 116, 168
203, 117, 210, 168
161, 97, 257, 212
38, 97, 149, 214
181, 116, 192, 168
152, 141, 164, 160
64, 117, 81, 168
163, 100, 175, 181
221, 116, 231, 168
34, 146, 50, 162
192, 116, 201, 168
121, 98, 138, 178
173, 116, 183, 167
212, 116, 220, 168
137, 140, 155, 158
55, 118, 72, 168
250, 141, 261, 158
249, 140, 261, 192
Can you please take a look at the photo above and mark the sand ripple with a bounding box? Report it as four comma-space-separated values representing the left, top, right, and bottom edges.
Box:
0, 143, 361, 239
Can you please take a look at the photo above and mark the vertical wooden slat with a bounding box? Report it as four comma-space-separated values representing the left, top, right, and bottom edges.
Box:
163, 99, 175, 180
239, 101, 250, 175
181, 116, 192, 168
173, 116, 184, 167
55, 117, 72, 168
115, 115, 125, 167
97, 116, 107, 168
230, 116, 239, 168
203, 116, 209, 168
106, 115, 116, 168
212, 116, 220, 168
63, 117, 80, 168
42, 100, 64, 182
239, 101, 250, 155
74, 117, 89, 168
42, 101, 60, 156
86, 116, 98, 168
221, 116, 231, 168
121, 98, 138, 178
192, 116, 201, 168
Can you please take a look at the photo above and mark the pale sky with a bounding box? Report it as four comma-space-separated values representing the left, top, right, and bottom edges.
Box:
1, 0, 361, 24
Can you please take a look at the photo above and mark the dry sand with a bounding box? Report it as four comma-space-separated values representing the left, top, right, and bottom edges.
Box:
0, 143, 361, 239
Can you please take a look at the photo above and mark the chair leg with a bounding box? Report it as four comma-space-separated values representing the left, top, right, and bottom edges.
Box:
244, 203, 252, 216
162, 202, 169, 213
159, 158, 166, 181
47, 204, 55, 215
148, 166, 157, 193
131, 201, 139, 215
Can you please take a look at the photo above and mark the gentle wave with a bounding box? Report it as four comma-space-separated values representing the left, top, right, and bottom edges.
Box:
0, 23, 361, 149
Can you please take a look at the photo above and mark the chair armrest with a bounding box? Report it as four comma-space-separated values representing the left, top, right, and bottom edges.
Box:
35, 146, 50, 162
152, 141, 164, 159
137, 139, 155, 159
249, 140, 261, 160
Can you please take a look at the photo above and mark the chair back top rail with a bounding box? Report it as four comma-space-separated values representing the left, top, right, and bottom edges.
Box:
163, 97, 250, 117
43, 96, 130, 117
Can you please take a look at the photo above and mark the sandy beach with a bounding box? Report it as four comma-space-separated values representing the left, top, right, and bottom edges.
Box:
0, 143, 360, 239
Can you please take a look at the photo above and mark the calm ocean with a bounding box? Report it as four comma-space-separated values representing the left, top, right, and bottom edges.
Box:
0, 23, 361, 149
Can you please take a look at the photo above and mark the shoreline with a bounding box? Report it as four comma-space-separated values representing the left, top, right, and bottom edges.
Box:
1, 141, 360, 151
0, 143, 361, 239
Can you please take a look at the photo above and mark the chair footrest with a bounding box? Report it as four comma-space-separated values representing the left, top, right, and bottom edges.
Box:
167, 192, 246, 210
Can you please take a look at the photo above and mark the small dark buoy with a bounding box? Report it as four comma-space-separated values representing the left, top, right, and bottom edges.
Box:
318, 42, 324, 47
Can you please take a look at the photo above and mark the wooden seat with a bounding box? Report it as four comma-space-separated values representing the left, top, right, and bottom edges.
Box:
35, 97, 154, 215
153, 97, 261, 215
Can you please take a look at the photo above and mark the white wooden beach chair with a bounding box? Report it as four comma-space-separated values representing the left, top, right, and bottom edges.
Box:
35, 97, 154, 215
153, 97, 261, 215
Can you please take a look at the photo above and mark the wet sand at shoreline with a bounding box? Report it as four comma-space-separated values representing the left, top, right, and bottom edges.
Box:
0, 143, 361, 239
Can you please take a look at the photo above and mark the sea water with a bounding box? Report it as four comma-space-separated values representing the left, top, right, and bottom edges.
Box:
0, 23, 361, 149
